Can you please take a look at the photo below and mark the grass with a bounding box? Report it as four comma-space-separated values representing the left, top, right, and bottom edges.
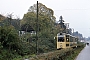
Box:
66, 45, 85, 60
12, 44, 85, 60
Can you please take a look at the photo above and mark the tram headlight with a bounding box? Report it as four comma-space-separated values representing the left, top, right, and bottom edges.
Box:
67, 38, 68, 41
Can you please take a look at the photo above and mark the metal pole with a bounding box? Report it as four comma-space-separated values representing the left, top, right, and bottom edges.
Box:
73, 29, 74, 36
36, 1, 38, 55
72, 28, 74, 36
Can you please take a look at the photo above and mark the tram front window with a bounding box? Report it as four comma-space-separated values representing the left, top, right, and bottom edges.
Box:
58, 37, 64, 42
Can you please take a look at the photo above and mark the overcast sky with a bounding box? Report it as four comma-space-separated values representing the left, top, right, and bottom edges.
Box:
0, 0, 90, 37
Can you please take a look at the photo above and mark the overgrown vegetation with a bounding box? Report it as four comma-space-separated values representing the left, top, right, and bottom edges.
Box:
0, 26, 21, 60
0, 3, 57, 60
22, 44, 84, 60
0, 2, 85, 60
66, 44, 85, 60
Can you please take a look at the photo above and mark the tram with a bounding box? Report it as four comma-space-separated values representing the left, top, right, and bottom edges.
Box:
56, 33, 78, 49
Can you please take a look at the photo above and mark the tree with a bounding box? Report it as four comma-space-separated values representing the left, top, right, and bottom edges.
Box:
20, 3, 57, 53
0, 14, 20, 30
21, 3, 56, 32
21, 23, 34, 32
0, 14, 5, 22
28, 3, 56, 22
21, 12, 36, 31
0, 26, 20, 50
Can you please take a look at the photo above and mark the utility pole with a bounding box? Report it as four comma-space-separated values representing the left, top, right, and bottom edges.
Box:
36, 1, 38, 55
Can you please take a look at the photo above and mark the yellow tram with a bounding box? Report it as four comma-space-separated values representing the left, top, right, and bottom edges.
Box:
56, 33, 78, 49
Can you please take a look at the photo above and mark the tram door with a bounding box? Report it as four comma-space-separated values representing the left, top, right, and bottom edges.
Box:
66, 34, 70, 48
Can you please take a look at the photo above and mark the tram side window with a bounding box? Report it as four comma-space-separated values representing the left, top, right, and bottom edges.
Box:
58, 37, 64, 42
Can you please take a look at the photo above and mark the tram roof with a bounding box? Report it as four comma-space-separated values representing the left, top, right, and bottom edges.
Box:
57, 33, 66, 35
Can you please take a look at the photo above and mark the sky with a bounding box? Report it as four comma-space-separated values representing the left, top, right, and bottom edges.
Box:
0, 0, 90, 37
